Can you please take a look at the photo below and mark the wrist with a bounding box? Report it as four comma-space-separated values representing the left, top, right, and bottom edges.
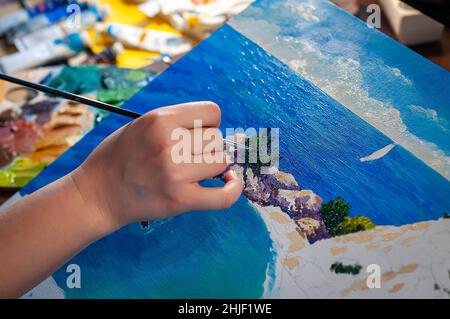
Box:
69, 166, 120, 238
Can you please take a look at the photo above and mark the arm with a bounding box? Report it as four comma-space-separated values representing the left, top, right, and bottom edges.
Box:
0, 171, 108, 298
0, 102, 243, 298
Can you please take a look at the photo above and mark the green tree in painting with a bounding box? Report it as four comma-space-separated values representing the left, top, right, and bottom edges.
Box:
320, 197, 351, 236
245, 128, 279, 173
320, 197, 376, 236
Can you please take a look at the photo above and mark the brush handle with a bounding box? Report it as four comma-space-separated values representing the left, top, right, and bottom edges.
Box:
0, 72, 249, 150
0, 72, 141, 119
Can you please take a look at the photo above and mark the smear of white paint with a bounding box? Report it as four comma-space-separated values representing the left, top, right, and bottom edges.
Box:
360, 143, 396, 162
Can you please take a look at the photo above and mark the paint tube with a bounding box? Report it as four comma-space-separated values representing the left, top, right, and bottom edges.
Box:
0, 0, 71, 35
138, 0, 194, 18
139, 0, 226, 38
169, 12, 226, 38
68, 42, 124, 66
5, 1, 89, 43
105, 23, 192, 56
13, 5, 111, 52
0, 32, 89, 74
139, 0, 253, 38
139, 0, 254, 18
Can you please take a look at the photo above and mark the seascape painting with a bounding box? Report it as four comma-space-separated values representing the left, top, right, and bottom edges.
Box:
8, 0, 450, 298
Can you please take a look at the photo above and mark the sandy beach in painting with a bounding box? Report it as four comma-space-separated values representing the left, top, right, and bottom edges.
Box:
249, 202, 309, 298
251, 199, 450, 298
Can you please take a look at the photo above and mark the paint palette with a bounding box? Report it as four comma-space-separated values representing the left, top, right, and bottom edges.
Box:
0, 68, 96, 189
0, 65, 154, 189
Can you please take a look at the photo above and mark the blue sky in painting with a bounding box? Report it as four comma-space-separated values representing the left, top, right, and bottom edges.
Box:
230, 0, 450, 180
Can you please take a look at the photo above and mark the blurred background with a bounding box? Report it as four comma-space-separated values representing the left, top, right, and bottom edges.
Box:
0, 0, 448, 199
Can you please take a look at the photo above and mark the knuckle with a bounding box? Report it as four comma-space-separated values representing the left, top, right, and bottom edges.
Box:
161, 164, 181, 184
167, 188, 186, 207
144, 111, 167, 132
156, 137, 173, 154
220, 192, 235, 209
215, 162, 228, 175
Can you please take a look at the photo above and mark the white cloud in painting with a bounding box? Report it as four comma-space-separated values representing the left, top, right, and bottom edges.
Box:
409, 104, 444, 124
409, 104, 449, 132
229, 16, 280, 50
230, 13, 450, 179
388, 66, 413, 85
279, 38, 449, 179
286, 2, 320, 23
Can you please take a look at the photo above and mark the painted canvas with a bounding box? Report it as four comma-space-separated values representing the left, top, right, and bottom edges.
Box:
3, 0, 450, 298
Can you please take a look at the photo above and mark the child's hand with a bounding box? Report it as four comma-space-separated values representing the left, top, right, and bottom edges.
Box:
71, 101, 244, 233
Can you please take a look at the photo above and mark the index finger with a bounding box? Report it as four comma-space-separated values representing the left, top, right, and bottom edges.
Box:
156, 101, 221, 129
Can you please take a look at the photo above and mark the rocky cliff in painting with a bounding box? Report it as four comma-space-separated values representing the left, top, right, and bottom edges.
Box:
230, 163, 329, 243
223, 133, 330, 243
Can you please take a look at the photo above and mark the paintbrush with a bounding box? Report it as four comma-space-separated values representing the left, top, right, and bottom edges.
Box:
0, 72, 248, 150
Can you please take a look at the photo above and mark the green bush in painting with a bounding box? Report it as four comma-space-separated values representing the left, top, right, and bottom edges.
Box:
320, 197, 351, 236
335, 216, 376, 235
320, 197, 376, 236
330, 262, 362, 275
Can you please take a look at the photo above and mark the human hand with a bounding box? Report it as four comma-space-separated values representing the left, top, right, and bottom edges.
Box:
71, 101, 244, 234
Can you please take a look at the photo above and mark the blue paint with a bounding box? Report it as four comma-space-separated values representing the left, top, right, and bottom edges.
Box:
126, 25, 450, 226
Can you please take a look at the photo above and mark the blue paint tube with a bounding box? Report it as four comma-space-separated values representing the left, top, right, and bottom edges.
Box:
0, 32, 89, 74
0, 0, 71, 35
13, 5, 110, 52
5, 1, 90, 43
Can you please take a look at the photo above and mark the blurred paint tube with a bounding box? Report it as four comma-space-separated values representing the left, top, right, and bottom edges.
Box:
138, 0, 193, 17
139, 0, 254, 38
105, 23, 192, 56
14, 5, 111, 52
169, 12, 226, 38
0, 32, 89, 74
0, 0, 71, 35
68, 42, 124, 66
139, 0, 254, 18
6, 1, 89, 43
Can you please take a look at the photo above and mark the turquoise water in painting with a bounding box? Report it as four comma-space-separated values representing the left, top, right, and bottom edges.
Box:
53, 180, 274, 298
22, 24, 450, 298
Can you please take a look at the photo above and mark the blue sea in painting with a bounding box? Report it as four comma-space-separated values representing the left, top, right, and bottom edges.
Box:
21, 24, 450, 298
231, 0, 450, 180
